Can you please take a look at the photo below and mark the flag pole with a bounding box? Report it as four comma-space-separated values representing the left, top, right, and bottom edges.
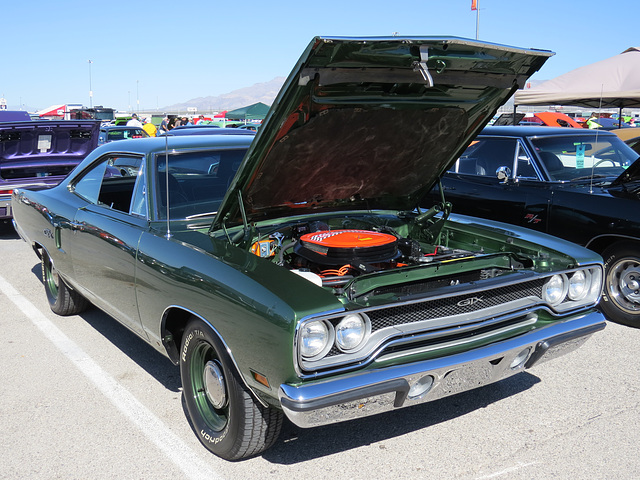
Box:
476, 0, 480, 40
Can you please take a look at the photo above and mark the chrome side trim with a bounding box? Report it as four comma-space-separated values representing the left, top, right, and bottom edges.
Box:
279, 311, 605, 428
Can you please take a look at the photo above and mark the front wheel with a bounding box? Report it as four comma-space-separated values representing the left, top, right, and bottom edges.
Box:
601, 242, 640, 328
41, 251, 89, 316
180, 318, 283, 460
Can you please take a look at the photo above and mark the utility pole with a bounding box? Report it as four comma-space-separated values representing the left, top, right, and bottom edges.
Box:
88, 60, 93, 108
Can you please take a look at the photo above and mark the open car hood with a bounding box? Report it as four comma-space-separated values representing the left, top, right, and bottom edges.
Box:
213, 37, 553, 230
0, 120, 100, 180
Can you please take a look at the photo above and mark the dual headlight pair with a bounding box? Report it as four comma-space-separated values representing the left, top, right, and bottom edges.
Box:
542, 267, 602, 311
299, 313, 371, 361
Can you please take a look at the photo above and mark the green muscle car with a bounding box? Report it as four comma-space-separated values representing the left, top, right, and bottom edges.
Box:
11, 37, 606, 460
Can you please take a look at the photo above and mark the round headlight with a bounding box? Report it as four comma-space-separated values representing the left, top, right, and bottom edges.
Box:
335, 314, 370, 352
543, 274, 568, 305
568, 270, 590, 301
300, 321, 332, 359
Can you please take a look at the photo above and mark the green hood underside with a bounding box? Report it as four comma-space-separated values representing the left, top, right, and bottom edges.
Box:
213, 36, 553, 231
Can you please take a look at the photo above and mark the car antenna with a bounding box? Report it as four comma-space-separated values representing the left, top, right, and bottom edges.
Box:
165, 133, 172, 239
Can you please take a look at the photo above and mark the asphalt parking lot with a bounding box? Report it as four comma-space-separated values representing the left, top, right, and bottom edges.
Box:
1, 221, 639, 480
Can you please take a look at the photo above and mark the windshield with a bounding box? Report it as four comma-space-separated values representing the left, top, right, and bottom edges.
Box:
155, 148, 247, 220
530, 134, 639, 181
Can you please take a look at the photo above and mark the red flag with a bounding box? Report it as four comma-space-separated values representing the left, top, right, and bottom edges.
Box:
471, 0, 477, 10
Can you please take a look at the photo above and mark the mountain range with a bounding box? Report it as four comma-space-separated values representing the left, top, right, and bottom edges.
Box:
162, 77, 286, 113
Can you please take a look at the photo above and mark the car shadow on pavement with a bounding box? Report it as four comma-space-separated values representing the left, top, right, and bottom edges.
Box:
263, 373, 540, 464
0, 222, 19, 239
28, 263, 181, 393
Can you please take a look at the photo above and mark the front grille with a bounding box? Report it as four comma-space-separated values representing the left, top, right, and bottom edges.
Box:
367, 278, 545, 332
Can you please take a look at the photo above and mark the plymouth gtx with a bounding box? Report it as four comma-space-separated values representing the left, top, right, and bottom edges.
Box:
12, 37, 606, 460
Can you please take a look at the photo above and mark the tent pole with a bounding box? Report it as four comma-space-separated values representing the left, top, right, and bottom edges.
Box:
513, 103, 517, 126
619, 106, 622, 128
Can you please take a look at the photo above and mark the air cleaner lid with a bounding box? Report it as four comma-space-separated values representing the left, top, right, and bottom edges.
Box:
295, 229, 399, 265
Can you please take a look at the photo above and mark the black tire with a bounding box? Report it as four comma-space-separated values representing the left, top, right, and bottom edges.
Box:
41, 251, 89, 316
601, 242, 640, 328
180, 318, 283, 460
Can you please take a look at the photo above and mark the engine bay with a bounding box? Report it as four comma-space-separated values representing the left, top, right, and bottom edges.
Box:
246, 215, 507, 294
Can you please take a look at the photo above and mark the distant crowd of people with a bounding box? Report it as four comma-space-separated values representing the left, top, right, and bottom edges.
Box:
126, 113, 210, 137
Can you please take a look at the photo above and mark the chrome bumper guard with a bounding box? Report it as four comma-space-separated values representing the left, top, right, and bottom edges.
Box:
279, 312, 605, 428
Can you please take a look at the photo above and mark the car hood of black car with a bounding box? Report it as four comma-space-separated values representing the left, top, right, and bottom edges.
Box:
611, 155, 640, 187
212, 36, 553, 230
0, 120, 101, 175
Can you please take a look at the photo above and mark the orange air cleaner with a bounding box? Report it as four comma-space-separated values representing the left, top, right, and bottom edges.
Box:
295, 230, 399, 265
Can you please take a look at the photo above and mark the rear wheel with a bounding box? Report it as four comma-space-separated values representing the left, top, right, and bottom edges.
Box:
41, 251, 89, 316
180, 317, 283, 460
601, 242, 640, 328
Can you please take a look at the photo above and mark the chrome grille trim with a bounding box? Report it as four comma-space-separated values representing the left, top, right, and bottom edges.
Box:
366, 278, 545, 332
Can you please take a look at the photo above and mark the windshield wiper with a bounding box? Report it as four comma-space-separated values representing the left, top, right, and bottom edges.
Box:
186, 211, 218, 219
570, 174, 610, 182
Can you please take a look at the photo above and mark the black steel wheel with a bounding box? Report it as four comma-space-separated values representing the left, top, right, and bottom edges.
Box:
602, 242, 640, 328
41, 251, 89, 316
180, 317, 283, 460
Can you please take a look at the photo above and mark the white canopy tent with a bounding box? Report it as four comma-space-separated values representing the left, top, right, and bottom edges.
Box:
514, 47, 640, 114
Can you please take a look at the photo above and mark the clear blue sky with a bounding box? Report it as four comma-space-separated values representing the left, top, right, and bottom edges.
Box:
2, 0, 637, 112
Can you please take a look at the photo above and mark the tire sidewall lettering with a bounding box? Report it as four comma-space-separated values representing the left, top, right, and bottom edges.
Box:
181, 328, 205, 362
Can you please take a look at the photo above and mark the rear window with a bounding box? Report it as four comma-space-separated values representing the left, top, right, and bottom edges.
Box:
106, 129, 148, 141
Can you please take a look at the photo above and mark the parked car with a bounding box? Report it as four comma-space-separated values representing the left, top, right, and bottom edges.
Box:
426, 125, 640, 327
0, 120, 100, 222
12, 37, 606, 461
98, 125, 149, 145
612, 127, 640, 154
160, 124, 256, 136
238, 124, 260, 131
492, 112, 583, 128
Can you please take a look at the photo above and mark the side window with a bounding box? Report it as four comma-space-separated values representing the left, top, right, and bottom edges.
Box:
455, 137, 518, 177
73, 155, 145, 215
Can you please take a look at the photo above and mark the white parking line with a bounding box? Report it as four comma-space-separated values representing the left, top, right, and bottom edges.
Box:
474, 462, 539, 479
0, 274, 224, 480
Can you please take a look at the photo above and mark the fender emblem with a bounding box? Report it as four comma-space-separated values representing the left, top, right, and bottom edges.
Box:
457, 296, 484, 307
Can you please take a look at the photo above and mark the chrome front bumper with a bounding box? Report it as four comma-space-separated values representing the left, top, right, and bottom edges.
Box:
279, 312, 605, 428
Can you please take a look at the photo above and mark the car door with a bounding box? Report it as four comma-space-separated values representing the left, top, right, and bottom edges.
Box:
68, 153, 148, 337
437, 135, 553, 232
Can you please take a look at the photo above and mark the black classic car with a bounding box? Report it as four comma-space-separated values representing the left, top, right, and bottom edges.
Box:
12, 37, 606, 460
427, 125, 640, 327
0, 120, 100, 221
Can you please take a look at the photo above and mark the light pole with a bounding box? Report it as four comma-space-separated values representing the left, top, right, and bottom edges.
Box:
136, 80, 140, 114
128, 91, 131, 113
88, 60, 93, 108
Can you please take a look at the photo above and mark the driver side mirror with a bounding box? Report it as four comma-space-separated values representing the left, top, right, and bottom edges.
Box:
496, 166, 511, 183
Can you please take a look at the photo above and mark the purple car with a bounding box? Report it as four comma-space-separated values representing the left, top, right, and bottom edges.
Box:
0, 119, 100, 221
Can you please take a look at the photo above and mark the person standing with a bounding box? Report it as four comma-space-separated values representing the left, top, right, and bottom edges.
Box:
142, 118, 157, 137
127, 113, 143, 128
160, 115, 169, 134
586, 112, 601, 129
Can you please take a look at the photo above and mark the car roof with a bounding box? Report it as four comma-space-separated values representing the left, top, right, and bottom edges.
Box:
162, 126, 256, 136
89, 132, 254, 157
100, 125, 144, 131
481, 125, 616, 137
